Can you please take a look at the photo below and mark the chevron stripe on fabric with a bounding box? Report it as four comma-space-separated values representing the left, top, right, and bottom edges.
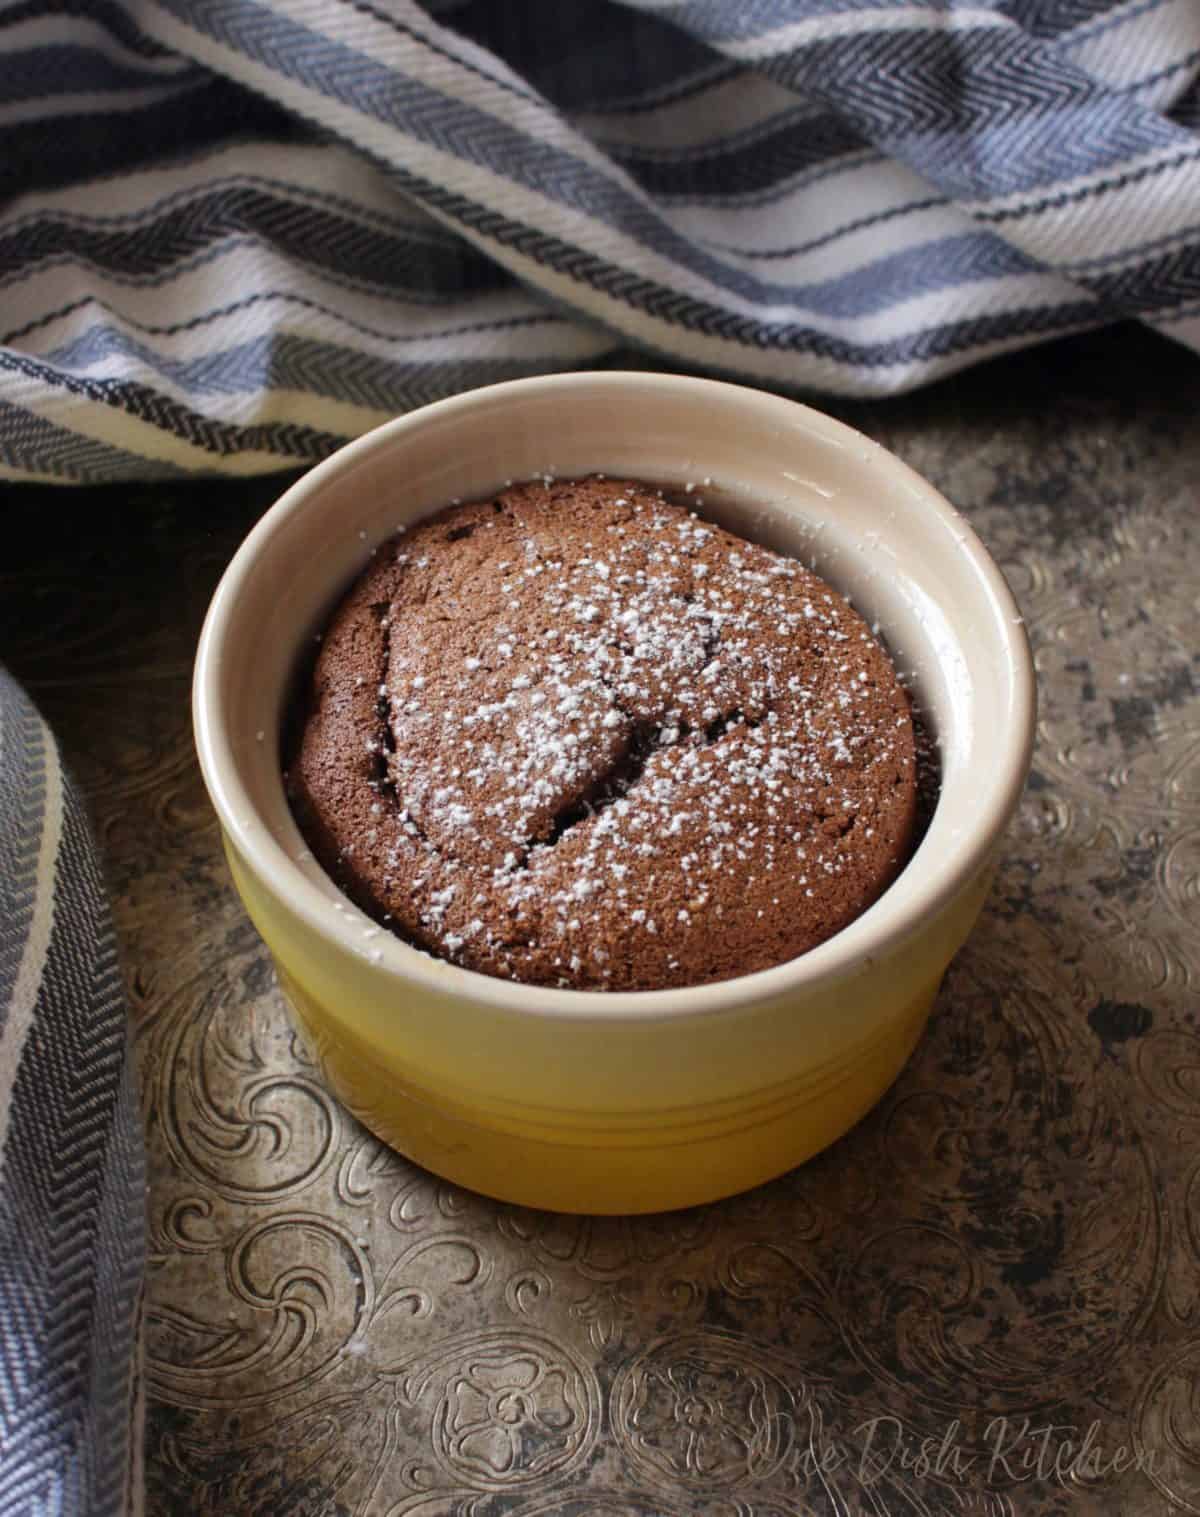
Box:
1091, 239, 1200, 307
725, 26, 1183, 192
604, 111, 870, 200
143, 0, 741, 269
343, 169, 1096, 351
0, 695, 47, 1021
0, 670, 144, 1517
1, 0, 1200, 478
33, 328, 604, 411
0, 397, 197, 481
0, 185, 510, 295
0, 75, 305, 201
0, 347, 348, 460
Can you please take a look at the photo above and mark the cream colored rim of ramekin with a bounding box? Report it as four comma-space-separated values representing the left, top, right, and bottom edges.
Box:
193, 372, 1035, 1026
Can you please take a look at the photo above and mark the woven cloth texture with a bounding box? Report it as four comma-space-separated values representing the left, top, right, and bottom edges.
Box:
0, 667, 144, 1517
2, 0, 1199, 481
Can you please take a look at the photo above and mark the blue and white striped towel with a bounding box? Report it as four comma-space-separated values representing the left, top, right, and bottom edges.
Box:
2, 0, 1199, 480
0, 668, 144, 1517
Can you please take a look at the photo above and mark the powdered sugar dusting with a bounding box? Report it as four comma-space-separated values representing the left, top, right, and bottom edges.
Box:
291, 477, 919, 991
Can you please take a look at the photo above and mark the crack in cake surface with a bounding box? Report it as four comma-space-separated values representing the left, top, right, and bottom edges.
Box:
289, 476, 921, 991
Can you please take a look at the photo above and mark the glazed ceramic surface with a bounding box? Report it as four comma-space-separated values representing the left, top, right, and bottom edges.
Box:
193, 373, 1034, 1212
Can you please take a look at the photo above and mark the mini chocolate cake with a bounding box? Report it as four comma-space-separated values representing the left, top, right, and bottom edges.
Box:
287, 477, 918, 991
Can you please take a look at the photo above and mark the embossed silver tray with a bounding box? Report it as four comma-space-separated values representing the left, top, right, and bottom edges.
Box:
4, 331, 1198, 1516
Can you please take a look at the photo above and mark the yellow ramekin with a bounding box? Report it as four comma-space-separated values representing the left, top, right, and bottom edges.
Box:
193, 373, 1035, 1215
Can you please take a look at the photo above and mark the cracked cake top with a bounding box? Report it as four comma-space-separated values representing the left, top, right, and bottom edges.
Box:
286, 476, 918, 991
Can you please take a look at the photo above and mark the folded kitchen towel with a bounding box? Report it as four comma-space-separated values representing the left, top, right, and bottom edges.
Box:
0, 667, 144, 1516
2, 0, 1199, 482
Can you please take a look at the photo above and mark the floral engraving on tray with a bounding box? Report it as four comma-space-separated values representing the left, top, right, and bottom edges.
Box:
613, 1332, 793, 1487
377, 1330, 601, 1494
435, 1344, 585, 1484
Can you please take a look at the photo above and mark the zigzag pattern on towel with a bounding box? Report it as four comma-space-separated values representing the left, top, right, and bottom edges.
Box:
0, 672, 144, 1516
1, 0, 1199, 477
0, 184, 509, 295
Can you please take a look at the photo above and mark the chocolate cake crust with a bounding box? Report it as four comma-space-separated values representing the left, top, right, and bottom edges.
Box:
288, 477, 918, 991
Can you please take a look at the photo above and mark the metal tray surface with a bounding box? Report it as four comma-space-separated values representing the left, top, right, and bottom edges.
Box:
5, 330, 1197, 1517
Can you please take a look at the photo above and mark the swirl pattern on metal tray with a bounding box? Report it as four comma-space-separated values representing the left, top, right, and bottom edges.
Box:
4, 336, 1198, 1515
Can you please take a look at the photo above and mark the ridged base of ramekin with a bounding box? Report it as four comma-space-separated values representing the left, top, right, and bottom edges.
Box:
274, 961, 937, 1215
